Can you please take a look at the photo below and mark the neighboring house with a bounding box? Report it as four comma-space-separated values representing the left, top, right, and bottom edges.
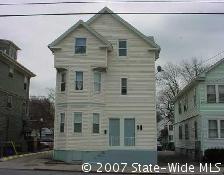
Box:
0, 39, 35, 152
157, 118, 174, 147
48, 7, 160, 164
173, 58, 224, 160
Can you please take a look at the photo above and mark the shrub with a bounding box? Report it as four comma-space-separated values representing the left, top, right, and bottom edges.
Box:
204, 148, 224, 163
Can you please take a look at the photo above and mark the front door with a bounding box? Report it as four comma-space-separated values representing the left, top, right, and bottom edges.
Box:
124, 118, 135, 146
109, 119, 120, 146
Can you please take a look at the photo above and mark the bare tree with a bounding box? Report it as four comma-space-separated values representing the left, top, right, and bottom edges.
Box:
156, 58, 206, 122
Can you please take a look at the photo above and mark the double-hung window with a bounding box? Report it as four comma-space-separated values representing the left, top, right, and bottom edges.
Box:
75, 71, 83, 90
208, 120, 218, 138
75, 38, 86, 54
121, 78, 127, 95
218, 85, 224, 103
118, 40, 127, 56
93, 113, 100, 134
94, 72, 101, 93
60, 72, 66, 92
74, 112, 82, 133
60, 113, 65, 133
193, 88, 197, 107
207, 85, 216, 103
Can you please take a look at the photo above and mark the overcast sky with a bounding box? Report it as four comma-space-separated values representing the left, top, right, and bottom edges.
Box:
1, 0, 224, 96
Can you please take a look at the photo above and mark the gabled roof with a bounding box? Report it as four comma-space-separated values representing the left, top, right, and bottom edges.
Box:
87, 7, 160, 59
173, 58, 224, 102
0, 51, 35, 77
48, 20, 112, 51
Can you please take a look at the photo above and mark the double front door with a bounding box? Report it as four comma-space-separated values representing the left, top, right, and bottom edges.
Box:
109, 118, 135, 146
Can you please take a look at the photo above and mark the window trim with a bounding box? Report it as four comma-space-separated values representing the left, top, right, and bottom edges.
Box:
75, 38, 87, 55
118, 39, 127, 57
185, 123, 189, 140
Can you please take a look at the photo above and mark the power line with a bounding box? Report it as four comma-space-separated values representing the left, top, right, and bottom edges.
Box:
1, 0, 224, 6
0, 12, 224, 18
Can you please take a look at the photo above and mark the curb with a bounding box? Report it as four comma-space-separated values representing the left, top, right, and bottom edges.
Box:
0, 150, 52, 162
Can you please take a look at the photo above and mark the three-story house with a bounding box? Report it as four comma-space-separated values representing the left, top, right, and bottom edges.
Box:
49, 7, 160, 164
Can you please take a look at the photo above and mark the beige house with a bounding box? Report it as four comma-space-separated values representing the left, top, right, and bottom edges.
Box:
48, 7, 160, 164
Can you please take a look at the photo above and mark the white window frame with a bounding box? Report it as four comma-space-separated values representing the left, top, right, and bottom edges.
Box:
118, 39, 127, 57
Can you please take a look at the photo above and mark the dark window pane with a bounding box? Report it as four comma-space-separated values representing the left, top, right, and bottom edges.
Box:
74, 123, 82, 133
119, 49, 127, 56
93, 124, 99, 133
60, 123, 64, 133
75, 46, 86, 54
121, 78, 127, 95
61, 82, 66, 91
76, 38, 86, 46
119, 40, 127, 48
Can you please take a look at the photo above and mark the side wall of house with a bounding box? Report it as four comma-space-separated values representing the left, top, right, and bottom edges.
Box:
199, 62, 224, 153
0, 57, 29, 151
174, 84, 201, 158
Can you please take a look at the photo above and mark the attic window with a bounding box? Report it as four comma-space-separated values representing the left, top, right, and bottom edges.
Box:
75, 38, 86, 54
